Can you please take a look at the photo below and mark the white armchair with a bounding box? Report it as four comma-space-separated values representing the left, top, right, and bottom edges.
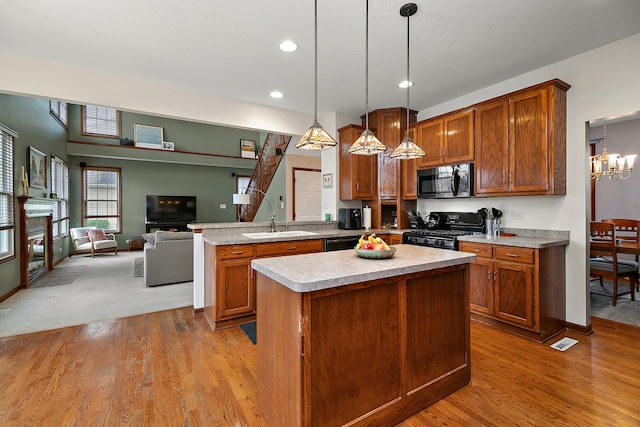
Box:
70, 227, 118, 257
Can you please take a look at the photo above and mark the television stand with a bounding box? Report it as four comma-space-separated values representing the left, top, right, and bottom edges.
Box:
145, 222, 190, 233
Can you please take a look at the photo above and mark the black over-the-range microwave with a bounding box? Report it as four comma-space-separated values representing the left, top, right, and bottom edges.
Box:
417, 163, 474, 199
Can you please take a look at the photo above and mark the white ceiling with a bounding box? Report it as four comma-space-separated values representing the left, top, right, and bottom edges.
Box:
2, 0, 640, 118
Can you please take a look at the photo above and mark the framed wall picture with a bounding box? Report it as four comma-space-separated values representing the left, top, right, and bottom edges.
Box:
240, 139, 257, 159
134, 124, 164, 149
161, 141, 175, 151
28, 146, 47, 190
323, 173, 333, 188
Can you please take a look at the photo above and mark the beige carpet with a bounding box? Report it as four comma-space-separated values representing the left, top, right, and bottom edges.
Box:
0, 251, 192, 338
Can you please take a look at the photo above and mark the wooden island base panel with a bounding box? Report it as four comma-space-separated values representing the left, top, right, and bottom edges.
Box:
252, 245, 475, 427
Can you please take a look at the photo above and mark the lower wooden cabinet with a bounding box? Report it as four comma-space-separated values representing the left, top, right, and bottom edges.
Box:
204, 239, 323, 330
459, 241, 566, 342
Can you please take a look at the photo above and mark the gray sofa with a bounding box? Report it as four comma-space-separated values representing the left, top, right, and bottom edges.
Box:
143, 231, 194, 287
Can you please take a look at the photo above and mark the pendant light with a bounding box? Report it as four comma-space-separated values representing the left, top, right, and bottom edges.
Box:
348, 0, 386, 156
296, 0, 337, 150
390, 3, 425, 159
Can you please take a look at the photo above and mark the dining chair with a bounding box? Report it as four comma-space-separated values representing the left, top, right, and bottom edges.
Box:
602, 218, 640, 290
589, 221, 637, 306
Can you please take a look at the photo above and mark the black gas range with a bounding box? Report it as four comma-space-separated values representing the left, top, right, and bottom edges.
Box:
402, 211, 483, 250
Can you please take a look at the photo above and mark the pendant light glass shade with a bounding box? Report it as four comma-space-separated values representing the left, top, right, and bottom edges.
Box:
296, 0, 337, 150
390, 3, 425, 160
349, 0, 386, 156
349, 129, 387, 155
296, 121, 338, 150
390, 136, 425, 159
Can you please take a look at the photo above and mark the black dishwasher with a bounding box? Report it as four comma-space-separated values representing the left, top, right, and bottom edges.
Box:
324, 235, 361, 251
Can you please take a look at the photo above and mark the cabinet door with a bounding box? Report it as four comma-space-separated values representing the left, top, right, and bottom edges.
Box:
493, 261, 534, 329
401, 127, 417, 199
443, 110, 474, 164
375, 110, 405, 199
474, 100, 509, 195
339, 125, 376, 200
509, 87, 549, 193
468, 258, 494, 315
416, 119, 443, 169
217, 258, 255, 319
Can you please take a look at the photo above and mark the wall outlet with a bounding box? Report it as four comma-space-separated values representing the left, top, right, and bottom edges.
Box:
220, 204, 226, 209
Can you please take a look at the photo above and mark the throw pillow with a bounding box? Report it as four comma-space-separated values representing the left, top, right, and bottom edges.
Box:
142, 233, 156, 245
88, 229, 108, 242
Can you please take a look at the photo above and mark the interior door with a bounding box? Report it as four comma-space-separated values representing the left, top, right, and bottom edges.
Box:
294, 169, 322, 221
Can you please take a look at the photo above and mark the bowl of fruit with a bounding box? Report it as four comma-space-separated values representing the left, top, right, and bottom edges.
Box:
354, 234, 396, 259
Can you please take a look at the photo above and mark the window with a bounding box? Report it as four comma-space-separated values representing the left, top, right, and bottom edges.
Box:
82, 105, 121, 138
49, 101, 68, 129
0, 123, 16, 262
51, 155, 69, 239
82, 167, 121, 233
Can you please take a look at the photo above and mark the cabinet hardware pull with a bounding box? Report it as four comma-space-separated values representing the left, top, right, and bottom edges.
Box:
487, 271, 491, 281
505, 253, 520, 257
287, 247, 296, 250
493, 271, 497, 281
231, 251, 243, 255
470, 249, 480, 253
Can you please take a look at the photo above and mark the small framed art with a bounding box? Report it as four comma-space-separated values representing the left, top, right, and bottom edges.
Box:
135, 124, 164, 149
28, 146, 47, 190
240, 139, 257, 159
323, 173, 333, 188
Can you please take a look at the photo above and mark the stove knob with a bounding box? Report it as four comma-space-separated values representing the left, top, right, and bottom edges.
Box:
439, 240, 445, 247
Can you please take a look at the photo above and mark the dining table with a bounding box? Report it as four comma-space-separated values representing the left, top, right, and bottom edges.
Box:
616, 240, 640, 255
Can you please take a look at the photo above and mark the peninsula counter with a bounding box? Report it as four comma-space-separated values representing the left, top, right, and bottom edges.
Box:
252, 244, 476, 427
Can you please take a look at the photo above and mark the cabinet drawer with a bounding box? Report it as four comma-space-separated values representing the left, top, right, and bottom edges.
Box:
217, 244, 255, 260
495, 246, 534, 264
459, 242, 493, 258
256, 239, 324, 257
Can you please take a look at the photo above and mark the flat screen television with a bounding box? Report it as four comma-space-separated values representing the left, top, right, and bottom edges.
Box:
146, 195, 196, 223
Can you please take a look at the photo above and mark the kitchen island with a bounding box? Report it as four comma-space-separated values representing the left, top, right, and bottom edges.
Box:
251, 244, 476, 427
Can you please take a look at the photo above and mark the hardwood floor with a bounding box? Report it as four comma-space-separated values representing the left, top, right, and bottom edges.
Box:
1, 308, 638, 426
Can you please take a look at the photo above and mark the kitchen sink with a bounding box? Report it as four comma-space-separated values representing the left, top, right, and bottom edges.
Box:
242, 230, 319, 239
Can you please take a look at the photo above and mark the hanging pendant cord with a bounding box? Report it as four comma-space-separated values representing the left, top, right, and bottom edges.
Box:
365, 0, 369, 131
405, 9, 411, 144
314, 0, 318, 124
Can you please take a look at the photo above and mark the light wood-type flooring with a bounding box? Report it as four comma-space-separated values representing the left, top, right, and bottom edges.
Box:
1, 307, 638, 426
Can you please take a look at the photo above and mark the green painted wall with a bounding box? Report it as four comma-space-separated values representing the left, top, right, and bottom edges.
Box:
0, 93, 69, 298
0, 94, 285, 300
67, 105, 261, 157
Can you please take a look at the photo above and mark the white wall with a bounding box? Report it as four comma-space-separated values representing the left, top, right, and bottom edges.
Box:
591, 119, 640, 220
2, 33, 639, 326
415, 33, 640, 327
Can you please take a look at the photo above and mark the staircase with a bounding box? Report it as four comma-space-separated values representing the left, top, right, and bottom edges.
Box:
239, 133, 291, 222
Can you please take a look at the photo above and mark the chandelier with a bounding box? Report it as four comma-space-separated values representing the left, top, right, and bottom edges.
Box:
590, 122, 636, 180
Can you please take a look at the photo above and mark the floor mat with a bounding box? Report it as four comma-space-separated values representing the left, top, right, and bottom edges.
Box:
134, 257, 144, 278
240, 322, 256, 345
28, 266, 87, 288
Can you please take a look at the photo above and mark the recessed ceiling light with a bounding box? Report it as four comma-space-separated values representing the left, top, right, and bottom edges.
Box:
270, 91, 284, 99
278, 40, 298, 53
398, 80, 414, 88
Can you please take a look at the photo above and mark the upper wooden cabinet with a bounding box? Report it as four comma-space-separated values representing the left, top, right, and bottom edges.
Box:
338, 124, 376, 200
368, 108, 416, 200
415, 109, 474, 169
475, 79, 570, 196
401, 127, 418, 200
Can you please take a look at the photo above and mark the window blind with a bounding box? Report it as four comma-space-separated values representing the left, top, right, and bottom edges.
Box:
0, 123, 16, 259
49, 101, 68, 128
83, 105, 120, 137
83, 167, 121, 232
51, 155, 69, 238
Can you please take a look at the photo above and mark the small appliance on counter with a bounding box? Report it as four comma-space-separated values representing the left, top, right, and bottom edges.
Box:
338, 208, 362, 230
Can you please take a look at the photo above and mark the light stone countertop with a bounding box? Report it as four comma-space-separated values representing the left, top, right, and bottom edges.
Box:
457, 233, 569, 249
251, 244, 476, 293
197, 223, 405, 246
